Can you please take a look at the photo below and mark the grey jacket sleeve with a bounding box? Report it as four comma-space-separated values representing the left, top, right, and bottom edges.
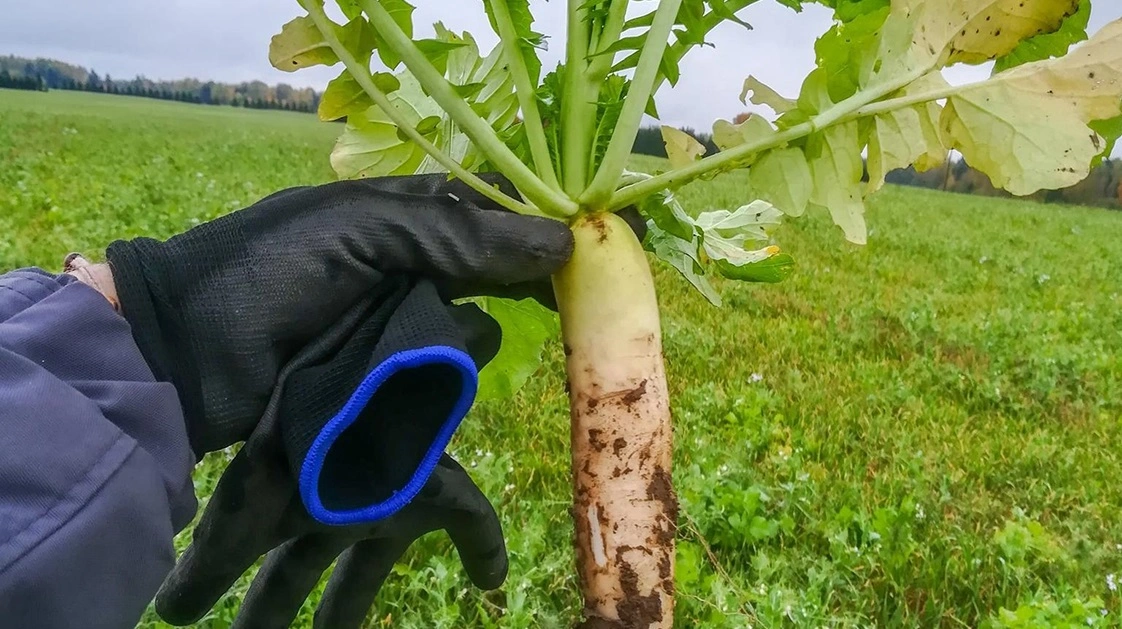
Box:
0, 268, 198, 629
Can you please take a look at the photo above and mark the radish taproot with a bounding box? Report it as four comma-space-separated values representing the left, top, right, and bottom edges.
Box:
270, 1, 1122, 625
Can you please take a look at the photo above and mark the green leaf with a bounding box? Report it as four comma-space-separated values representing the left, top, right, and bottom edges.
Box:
661, 126, 707, 169
645, 221, 723, 307
739, 76, 796, 114
940, 19, 1122, 195
414, 38, 469, 75
806, 122, 867, 244
473, 297, 558, 401
335, 0, 364, 20
830, 0, 889, 23
415, 115, 441, 135
813, 6, 890, 102
696, 201, 784, 264
716, 253, 795, 284
533, 66, 566, 173
993, 0, 1090, 72
641, 190, 791, 300
1090, 112, 1122, 166
751, 148, 812, 217
795, 68, 833, 116
622, 170, 696, 242
708, 0, 753, 31
268, 15, 379, 73
333, 24, 519, 178
330, 101, 427, 178
318, 71, 399, 121
865, 72, 948, 193
336, 17, 379, 64
269, 16, 341, 71
590, 74, 628, 175
483, 0, 544, 85
376, 0, 416, 69
748, 516, 780, 540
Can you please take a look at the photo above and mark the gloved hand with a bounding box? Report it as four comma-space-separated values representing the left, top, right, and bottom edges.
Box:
155, 279, 508, 627
105, 173, 573, 456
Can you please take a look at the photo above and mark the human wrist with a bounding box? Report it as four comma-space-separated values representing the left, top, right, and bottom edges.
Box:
63, 253, 120, 312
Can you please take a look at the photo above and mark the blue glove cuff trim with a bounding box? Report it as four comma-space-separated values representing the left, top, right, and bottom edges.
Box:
298, 345, 478, 526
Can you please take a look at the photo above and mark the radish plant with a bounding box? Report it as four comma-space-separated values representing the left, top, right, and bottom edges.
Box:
270, 0, 1122, 626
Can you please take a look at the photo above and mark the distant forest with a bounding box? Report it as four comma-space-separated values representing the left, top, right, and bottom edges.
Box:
4, 54, 1118, 210
0, 55, 321, 112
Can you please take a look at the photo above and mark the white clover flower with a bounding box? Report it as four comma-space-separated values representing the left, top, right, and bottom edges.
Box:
1108, 573, 1117, 592
749, 373, 764, 383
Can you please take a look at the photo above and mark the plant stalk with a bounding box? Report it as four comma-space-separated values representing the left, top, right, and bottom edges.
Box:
580, 0, 683, 207
490, 0, 561, 191
298, 0, 539, 216
554, 213, 676, 629
361, 0, 578, 217
561, 0, 597, 197
587, 0, 632, 80
607, 66, 936, 211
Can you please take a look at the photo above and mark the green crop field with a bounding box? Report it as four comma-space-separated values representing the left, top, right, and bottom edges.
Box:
3, 88, 1122, 628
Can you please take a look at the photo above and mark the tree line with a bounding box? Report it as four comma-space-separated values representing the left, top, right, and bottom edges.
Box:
0, 55, 321, 113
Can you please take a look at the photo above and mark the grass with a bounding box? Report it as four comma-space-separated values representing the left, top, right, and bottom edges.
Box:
3, 88, 1122, 628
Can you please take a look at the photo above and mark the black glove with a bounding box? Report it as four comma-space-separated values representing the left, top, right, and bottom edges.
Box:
106, 173, 572, 455
155, 279, 508, 627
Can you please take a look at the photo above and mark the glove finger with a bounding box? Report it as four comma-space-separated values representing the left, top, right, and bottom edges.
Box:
350, 172, 521, 206
231, 534, 351, 629
314, 536, 415, 629
447, 303, 502, 369
429, 457, 509, 590
292, 179, 573, 290
155, 451, 291, 625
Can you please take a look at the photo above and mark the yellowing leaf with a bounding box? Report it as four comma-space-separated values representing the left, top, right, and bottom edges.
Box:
740, 76, 797, 114
751, 148, 812, 217
269, 16, 339, 71
269, 15, 377, 72
807, 122, 867, 245
941, 18, 1122, 195
946, 0, 1082, 65
661, 126, 707, 169
318, 72, 400, 122
866, 73, 949, 193
712, 114, 774, 152
844, 0, 1087, 93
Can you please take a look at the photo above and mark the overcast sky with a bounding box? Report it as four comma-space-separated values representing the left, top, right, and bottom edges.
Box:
3, 1, 1120, 133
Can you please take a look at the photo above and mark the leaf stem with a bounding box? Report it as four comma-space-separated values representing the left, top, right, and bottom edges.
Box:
561, 0, 596, 197
587, 0, 631, 80
490, 0, 561, 191
298, 0, 544, 217
361, 0, 577, 217
607, 68, 934, 211
580, 0, 683, 207
845, 79, 964, 122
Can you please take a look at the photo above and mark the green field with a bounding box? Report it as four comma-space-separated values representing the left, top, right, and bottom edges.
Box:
3, 89, 1122, 628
